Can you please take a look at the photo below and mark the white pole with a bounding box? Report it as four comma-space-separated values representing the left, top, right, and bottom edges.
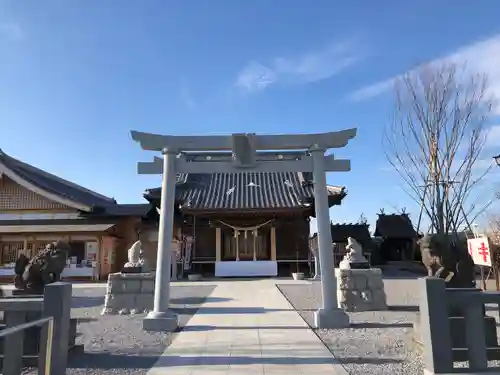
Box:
143, 149, 178, 332
310, 147, 349, 328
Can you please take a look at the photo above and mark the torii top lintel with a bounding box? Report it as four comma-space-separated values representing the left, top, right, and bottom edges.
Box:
130, 129, 357, 152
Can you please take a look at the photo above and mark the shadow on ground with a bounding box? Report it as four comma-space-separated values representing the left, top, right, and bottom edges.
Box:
170, 306, 295, 315
69, 353, 159, 369
388, 305, 419, 312
72, 296, 104, 308
350, 321, 413, 328
75, 317, 98, 323
179, 324, 311, 332
170, 296, 232, 304
68, 353, 400, 368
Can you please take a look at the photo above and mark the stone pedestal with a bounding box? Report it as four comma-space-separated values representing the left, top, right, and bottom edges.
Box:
102, 272, 155, 315
336, 268, 388, 311
413, 313, 500, 361
314, 307, 350, 329
143, 310, 178, 332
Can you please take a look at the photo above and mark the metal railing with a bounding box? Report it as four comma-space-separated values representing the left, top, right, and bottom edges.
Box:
0, 316, 54, 375
419, 277, 500, 374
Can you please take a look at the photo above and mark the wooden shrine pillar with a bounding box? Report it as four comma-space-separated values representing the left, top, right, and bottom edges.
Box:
270, 227, 277, 261
215, 227, 222, 262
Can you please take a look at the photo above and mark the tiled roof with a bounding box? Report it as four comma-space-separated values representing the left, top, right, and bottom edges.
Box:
330, 223, 372, 244
0, 149, 149, 217
145, 172, 346, 211
0, 149, 116, 209
0, 218, 119, 226
374, 213, 417, 239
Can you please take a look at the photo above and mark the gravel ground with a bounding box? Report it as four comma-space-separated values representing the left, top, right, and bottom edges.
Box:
22, 283, 216, 375
277, 271, 500, 375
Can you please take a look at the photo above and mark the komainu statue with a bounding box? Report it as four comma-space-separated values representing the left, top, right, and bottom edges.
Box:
418, 234, 475, 288
14, 241, 70, 294
122, 240, 144, 273
339, 237, 370, 269
121, 240, 154, 273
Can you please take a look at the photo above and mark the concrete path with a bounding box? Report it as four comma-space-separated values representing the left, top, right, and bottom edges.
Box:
147, 279, 348, 375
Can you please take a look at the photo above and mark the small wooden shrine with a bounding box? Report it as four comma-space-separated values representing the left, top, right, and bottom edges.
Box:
373, 210, 418, 262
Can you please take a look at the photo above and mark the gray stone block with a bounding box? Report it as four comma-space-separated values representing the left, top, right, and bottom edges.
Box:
109, 294, 134, 309
108, 280, 124, 294
135, 294, 154, 311
337, 290, 347, 303
122, 280, 141, 294
120, 272, 154, 279
360, 290, 372, 303
354, 274, 367, 290
103, 273, 156, 315
338, 276, 354, 290
143, 310, 178, 332
313, 308, 350, 329
107, 272, 123, 280
367, 274, 384, 289
141, 279, 155, 293
336, 267, 388, 312
335, 269, 352, 277
371, 290, 388, 310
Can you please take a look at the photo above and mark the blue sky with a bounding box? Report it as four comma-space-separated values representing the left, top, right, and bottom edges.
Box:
1, 1, 500, 232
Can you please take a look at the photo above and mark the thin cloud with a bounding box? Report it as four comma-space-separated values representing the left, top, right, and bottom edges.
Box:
180, 79, 196, 110
485, 124, 500, 149
348, 34, 500, 104
235, 62, 277, 93
348, 79, 393, 102
235, 41, 362, 94
0, 22, 25, 40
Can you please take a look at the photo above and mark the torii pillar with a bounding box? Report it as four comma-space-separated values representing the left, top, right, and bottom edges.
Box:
311, 145, 349, 328
143, 149, 179, 332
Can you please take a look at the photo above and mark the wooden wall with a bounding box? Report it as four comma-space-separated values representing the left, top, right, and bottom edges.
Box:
192, 226, 216, 261
0, 176, 69, 210
275, 217, 310, 260
179, 214, 310, 262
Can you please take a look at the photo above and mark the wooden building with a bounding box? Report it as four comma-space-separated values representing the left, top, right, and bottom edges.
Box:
373, 213, 418, 262
144, 171, 346, 277
0, 149, 150, 281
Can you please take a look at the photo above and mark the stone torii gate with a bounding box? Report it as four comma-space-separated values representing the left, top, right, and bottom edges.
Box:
131, 129, 357, 331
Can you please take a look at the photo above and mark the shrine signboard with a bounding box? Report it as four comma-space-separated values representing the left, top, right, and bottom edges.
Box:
467, 237, 492, 267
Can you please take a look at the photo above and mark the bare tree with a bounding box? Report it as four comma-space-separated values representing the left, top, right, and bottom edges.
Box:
487, 214, 500, 245
383, 62, 495, 235
357, 213, 368, 225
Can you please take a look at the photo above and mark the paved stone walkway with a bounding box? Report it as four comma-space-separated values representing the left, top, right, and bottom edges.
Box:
147, 279, 348, 375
